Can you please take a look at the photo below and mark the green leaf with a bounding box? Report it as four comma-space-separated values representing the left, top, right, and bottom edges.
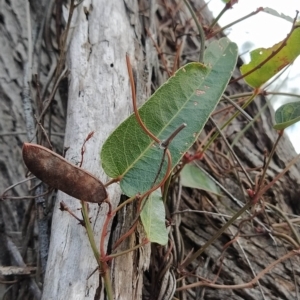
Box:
262, 7, 293, 23
140, 190, 168, 245
240, 25, 300, 88
181, 164, 221, 195
273, 101, 300, 130
101, 37, 238, 196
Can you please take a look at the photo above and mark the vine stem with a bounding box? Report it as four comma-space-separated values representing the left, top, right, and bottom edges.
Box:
266, 202, 300, 246
81, 201, 113, 300
183, 0, 205, 63
108, 239, 149, 259
126, 54, 159, 143
180, 152, 300, 269
209, 117, 254, 187
112, 150, 172, 250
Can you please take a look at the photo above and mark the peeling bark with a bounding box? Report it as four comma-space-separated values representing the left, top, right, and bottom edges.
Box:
42, 1, 155, 299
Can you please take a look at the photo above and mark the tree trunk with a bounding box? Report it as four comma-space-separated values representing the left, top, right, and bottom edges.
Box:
1, 0, 300, 300
42, 1, 157, 299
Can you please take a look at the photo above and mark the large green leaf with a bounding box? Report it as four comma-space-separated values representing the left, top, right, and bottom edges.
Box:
240, 25, 300, 88
101, 38, 238, 196
140, 190, 168, 245
181, 164, 221, 195
273, 101, 300, 130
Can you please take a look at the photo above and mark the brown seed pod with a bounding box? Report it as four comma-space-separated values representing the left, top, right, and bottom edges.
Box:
22, 143, 108, 203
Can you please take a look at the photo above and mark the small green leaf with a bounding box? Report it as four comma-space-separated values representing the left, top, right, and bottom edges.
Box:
181, 164, 221, 195
240, 25, 300, 88
101, 38, 238, 196
273, 101, 300, 130
140, 190, 168, 245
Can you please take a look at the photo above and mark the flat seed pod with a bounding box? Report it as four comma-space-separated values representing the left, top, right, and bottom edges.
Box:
22, 143, 107, 203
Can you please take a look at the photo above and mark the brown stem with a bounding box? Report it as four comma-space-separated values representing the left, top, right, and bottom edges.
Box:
126, 54, 160, 143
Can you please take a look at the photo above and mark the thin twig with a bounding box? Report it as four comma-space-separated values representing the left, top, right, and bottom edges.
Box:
207, 7, 264, 39
209, 117, 254, 187
221, 94, 253, 122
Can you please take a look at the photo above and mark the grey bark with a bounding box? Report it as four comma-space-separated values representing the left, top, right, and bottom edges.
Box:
42, 0, 155, 299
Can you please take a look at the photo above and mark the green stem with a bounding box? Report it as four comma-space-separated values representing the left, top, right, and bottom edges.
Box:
183, 0, 205, 63
81, 202, 100, 263
208, 5, 228, 30
271, 231, 299, 248
108, 240, 148, 259
221, 92, 254, 100
112, 195, 136, 215
221, 94, 253, 122
81, 201, 113, 300
266, 91, 300, 98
